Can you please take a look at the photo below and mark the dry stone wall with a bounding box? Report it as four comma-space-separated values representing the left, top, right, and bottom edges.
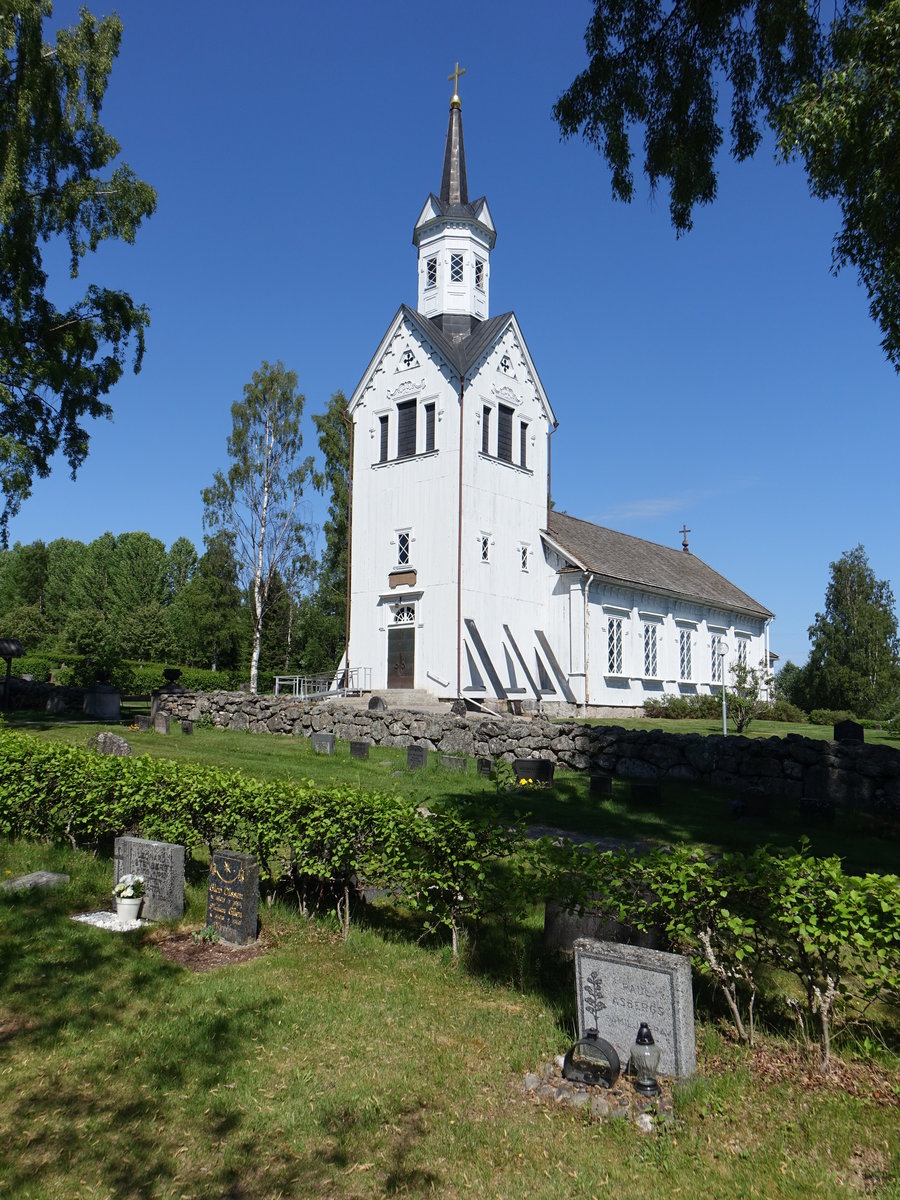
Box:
154, 690, 900, 818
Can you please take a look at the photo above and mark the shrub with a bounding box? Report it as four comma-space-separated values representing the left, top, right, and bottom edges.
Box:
808, 708, 855, 726
764, 699, 808, 724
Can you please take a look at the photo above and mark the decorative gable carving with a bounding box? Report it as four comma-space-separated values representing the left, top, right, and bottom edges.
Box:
492, 384, 521, 408
386, 378, 426, 402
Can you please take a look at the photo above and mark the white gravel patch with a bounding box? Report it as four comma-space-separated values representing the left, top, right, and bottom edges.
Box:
70, 910, 149, 932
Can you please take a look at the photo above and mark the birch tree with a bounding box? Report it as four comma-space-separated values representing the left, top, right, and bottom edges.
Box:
202, 361, 313, 693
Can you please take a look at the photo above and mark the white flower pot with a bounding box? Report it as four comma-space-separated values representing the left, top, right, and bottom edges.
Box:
115, 896, 142, 922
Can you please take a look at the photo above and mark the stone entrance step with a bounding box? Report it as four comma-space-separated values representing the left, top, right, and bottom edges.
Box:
321, 687, 454, 714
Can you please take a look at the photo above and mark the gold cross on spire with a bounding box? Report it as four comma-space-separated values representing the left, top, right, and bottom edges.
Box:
448, 61, 466, 108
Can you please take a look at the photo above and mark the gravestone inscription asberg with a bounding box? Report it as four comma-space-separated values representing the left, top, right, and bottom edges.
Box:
114, 836, 184, 921
206, 850, 259, 945
573, 938, 696, 1078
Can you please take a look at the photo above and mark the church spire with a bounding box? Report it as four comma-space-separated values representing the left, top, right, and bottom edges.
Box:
413, 66, 496, 321
440, 62, 468, 206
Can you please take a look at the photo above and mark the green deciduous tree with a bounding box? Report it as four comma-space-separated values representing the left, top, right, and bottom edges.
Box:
728, 658, 773, 734
805, 545, 900, 718
554, 0, 900, 369
303, 389, 350, 674
202, 361, 314, 693
0, 2, 156, 540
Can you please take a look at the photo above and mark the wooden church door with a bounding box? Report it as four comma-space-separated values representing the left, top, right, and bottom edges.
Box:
387, 605, 415, 688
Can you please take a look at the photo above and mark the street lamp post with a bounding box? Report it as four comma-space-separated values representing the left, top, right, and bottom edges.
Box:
718, 641, 729, 736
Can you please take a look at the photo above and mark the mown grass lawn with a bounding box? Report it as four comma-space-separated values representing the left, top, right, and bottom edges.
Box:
1, 837, 898, 1200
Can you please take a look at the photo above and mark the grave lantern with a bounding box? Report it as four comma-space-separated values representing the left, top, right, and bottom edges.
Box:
562, 1029, 620, 1089
629, 1022, 661, 1096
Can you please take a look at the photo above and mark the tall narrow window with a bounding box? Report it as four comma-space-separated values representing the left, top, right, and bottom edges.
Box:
424, 403, 435, 453
520, 421, 528, 468
643, 624, 658, 677
481, 406, 490, 454
480, 535, 490, 563
608, 618, 623, 674
497, 404, 513, 461
737, 639, 748, 668
711, 634, 724, 683
475, 258, 484, 289
397, 531, 410, 566
450, 253, 464, 283
679, 629, 692, 681
520, 545, 529, 571
397, 400, 416, 459
426, 257, 437, 287
379, 415, 389, 463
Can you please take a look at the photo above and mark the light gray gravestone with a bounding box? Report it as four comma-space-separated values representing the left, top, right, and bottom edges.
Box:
440, 754, 467, 772
136, 714, 152, 732
114, 836, 185, 921
350, 740, 370, 760
311, 732, 335, 755
206, 850, 259, 945
2, 871, 69, 892
573, 938, 696, 1078
89, 731, 132, 757
153, 712, 170, 735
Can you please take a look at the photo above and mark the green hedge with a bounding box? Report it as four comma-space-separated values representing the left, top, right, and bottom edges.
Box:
11, 656, 276, 695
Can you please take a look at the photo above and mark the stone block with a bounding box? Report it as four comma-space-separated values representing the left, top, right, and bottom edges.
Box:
153, 712, 170, 735
350, 740, 370, 760
574, 938, 697, 1078
206, 850, 259, 945
407, 744, 428, 770
311, 732, 335, 755
513, 757, 554, 784
114, 836, 184, 921
440, 754, 467, 772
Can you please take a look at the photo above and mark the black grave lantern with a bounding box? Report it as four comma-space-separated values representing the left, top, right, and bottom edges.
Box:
562, 1029, 621, 1089
629, 1022, 661, 1096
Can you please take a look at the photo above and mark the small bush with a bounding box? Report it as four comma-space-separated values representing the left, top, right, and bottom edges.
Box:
764, 699, 808, 724
808, 708, 855, 726
643, 693, 721, 720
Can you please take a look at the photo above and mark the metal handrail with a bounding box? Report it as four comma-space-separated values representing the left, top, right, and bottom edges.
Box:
274, 667, 371, 700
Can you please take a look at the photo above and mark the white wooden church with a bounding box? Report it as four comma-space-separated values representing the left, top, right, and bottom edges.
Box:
343, 74, 773, 715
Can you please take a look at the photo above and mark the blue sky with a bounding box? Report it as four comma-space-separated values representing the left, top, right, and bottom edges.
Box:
12, 0, 898, 670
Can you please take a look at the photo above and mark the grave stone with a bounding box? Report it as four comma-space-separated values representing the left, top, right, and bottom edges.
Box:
590, 774, 613, 798
629, 782, 662, 806
153, 712, 170, 735
2, 870, 69, 892
136, 714, 152, 732
350, 740, 370, 760
311, 732, 335, 755
834, 719, 864, 744
440, 754, 467, 773
90, 731, 132, 757
206, 850, 259, 945
407, 744, 428, 770
114, 836, 185, 921
513, 757, 554, 784
181, 719, 194, 735
368, 695, 387, 711
476, 756, 492, 778
574, 938, 696, 1078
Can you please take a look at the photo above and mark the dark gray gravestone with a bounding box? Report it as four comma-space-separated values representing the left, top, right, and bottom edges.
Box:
440, 754, 467, 773
206, 850, 259, 945
476, 756, 492, 778
513, 758, 554, 784
407, 744, 428, 770
114, 836, 184, 921
629, 782, 662, 806
83, 687, 121, 721
136, 714, 152, 732
153, 712, 170, 735
311, 732, 335, 755
834, 719, 864, 744
590, 774, 613, 798
368, 695, 387, 711
574, 938, 696, 1078
181, 719, 194, 735
350, 740, 370, 760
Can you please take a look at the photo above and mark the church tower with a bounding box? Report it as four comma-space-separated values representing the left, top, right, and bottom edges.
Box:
413, 64, 496, 322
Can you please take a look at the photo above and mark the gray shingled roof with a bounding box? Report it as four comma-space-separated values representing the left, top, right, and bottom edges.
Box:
402, 305, 513, 379
545, 511, 773, 619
